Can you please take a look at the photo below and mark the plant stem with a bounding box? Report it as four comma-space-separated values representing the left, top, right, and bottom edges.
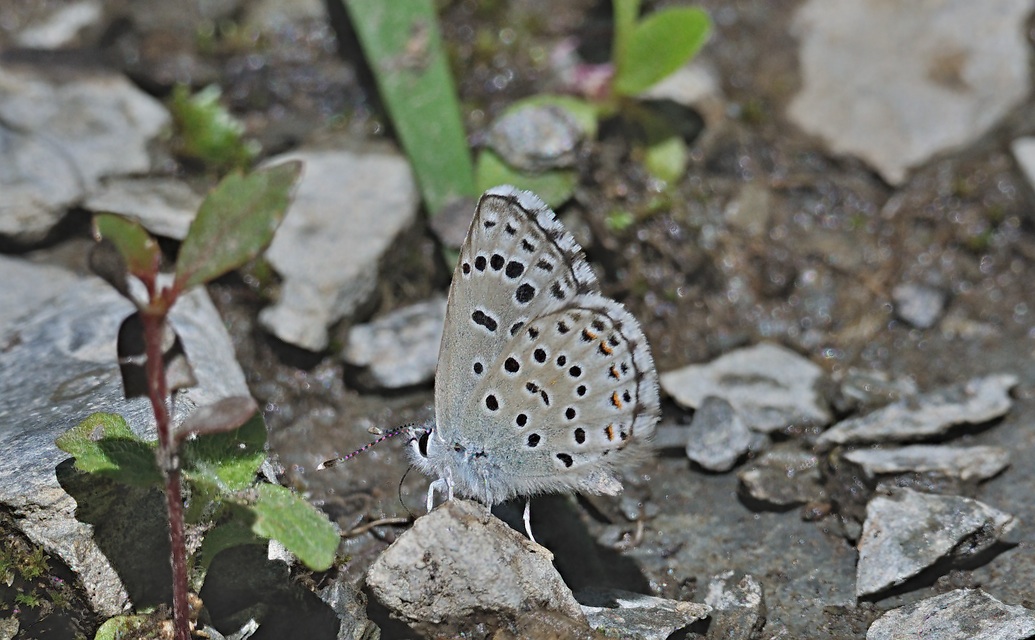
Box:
142, 310, 191, 640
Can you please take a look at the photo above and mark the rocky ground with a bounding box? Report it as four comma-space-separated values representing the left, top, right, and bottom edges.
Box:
2, 1, 1035, 639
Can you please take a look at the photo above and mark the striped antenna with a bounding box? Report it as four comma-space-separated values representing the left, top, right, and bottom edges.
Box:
316, 425, 416, 470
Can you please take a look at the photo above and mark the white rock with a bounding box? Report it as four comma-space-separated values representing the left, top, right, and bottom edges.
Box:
341, 296, 446, 390
660, 342, 832, 433
867, 589, 1035, 640
83, 177, 202, 240
844, 445, 1010, 483
856, 488, 1015, 597
577, 588, 710, 640
788, 0, 1031, 185
0, 63, 169, 242
15, 0, 103, 48
259, 150, 419, 351
1010, 137, 1035, 195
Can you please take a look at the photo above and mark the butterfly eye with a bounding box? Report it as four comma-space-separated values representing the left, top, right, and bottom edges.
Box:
453, 443, 465, 453
417, 430, 430, 457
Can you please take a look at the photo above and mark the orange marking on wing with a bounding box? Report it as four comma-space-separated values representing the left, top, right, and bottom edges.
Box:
611, 391, 623, 409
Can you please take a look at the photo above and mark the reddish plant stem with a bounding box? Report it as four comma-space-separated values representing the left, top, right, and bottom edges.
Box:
142, 309, 191, 640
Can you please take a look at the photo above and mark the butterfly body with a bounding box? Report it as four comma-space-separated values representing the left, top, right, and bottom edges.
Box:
408, 186, 660, 510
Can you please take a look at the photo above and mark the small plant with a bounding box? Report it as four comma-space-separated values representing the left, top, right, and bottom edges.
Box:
55, 161, 339, 640
169, 84, 260, 171
339, 0, 710, 215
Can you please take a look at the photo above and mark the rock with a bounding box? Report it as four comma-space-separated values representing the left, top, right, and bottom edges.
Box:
0, 62, 170, 243
575, 589, 710, 640
660, 342, 832, 434
892, 282, 947, 329
428, 194, 479, 249
258, 150, 419, 351
788, 0, 1031, 185
485, 103, 583, 172
0, 259, 249, 616
82, 177, 202, 240
1011, 137, 1035, 197
867, 588, 1035, 640
366, 499, 586, 637
340, 296, 446, 390
855, 488, 1016, 597
724, 182, 772, 238
843, 445, 1010, 484
817, 374, 1017, 447
703, 571, 766, 640
316, 574, 380, 640
738, 448, 823, 509
14, 0, 103, 48
685, 396, 759, 472
836, 368, 918, 414
493, 610, 607, 640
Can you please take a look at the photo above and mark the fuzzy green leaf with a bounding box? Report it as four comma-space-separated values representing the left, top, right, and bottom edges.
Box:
251, 484, 338, 571
94, 614, 153, 640
55, 413, 161, 488
475, 150, 576, 209
199, 520, 263, 573
341, 0, 476, 214
614, 7, 711, 96
645, 135, 689, 184
174, 160, 302, 291
169, 84, 259, 170
182, 413, 267, 493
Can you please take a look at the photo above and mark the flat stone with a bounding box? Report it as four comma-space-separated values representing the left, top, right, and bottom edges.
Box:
576, 589, 710, 640
366, 499, 586, 636
836, 367, 919, 413
703, 571, 766, 640
486, 103, 583, 172
788, 0, 1031, 185
892, 282, 947, 329
856, 488, 1016, 597
867, 588, 1035, 640
258, 150, 419, 351
0, 62, 169, 242
15, 0, 103, 48
738, 448, 823, 508
685, 396, 758, 472
844, 445, 1010, 483
83, 177, 202, 240
818, 374, 1017, 447
660, 342, 832, 433
340, 296, 446, 390
0, 259, 249, 616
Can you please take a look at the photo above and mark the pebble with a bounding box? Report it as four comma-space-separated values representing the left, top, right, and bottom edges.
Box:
855, 487, 1016, 597
817, 374, 1017, 447
703, 571, 766, 640
685, 396, 759, 472
485, 103, 583, 172
843, 444, 1010, 484
660, 342, 832, 434
340, 296, 446, 390
258, 150, 419, 351
737, 448, 824, 509
576, 588, 710, 640
366, 499, 587, 637
891, 282, 947, 329
788, 0, 1032, 185
867, 588, 1035, 640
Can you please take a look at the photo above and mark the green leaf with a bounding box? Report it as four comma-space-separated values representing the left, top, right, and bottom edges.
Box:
182, 413, 267, 493
169, 84, 259, 170
174, 160, 302, 291
92, 214, 161, 281
644, 135, 689, 184
475, 150, 576, 210
613, 7, 711, 96
199, 520, 262, 573
612, 0, 642, 77
251, 484, 339, 571
342, 0, 476, 214
55, 413, 161, 488
94, 614, 154, 640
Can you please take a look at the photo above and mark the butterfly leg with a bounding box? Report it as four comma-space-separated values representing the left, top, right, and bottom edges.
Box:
523, 499, 536, 544
426, 470, 456, 512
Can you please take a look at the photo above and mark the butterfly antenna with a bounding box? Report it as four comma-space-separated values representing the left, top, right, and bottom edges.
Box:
316, 424, 415, 470
398, 465, 416, 520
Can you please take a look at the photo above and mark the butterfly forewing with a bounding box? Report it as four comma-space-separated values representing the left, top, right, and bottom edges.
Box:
433, 186, 597, 442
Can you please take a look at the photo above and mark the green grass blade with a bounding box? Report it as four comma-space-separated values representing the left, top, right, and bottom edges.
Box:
341, 0, 476, 214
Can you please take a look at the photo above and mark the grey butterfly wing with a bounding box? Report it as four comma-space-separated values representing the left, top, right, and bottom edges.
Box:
434, 185, 597, 443
462, 291, 659, 503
